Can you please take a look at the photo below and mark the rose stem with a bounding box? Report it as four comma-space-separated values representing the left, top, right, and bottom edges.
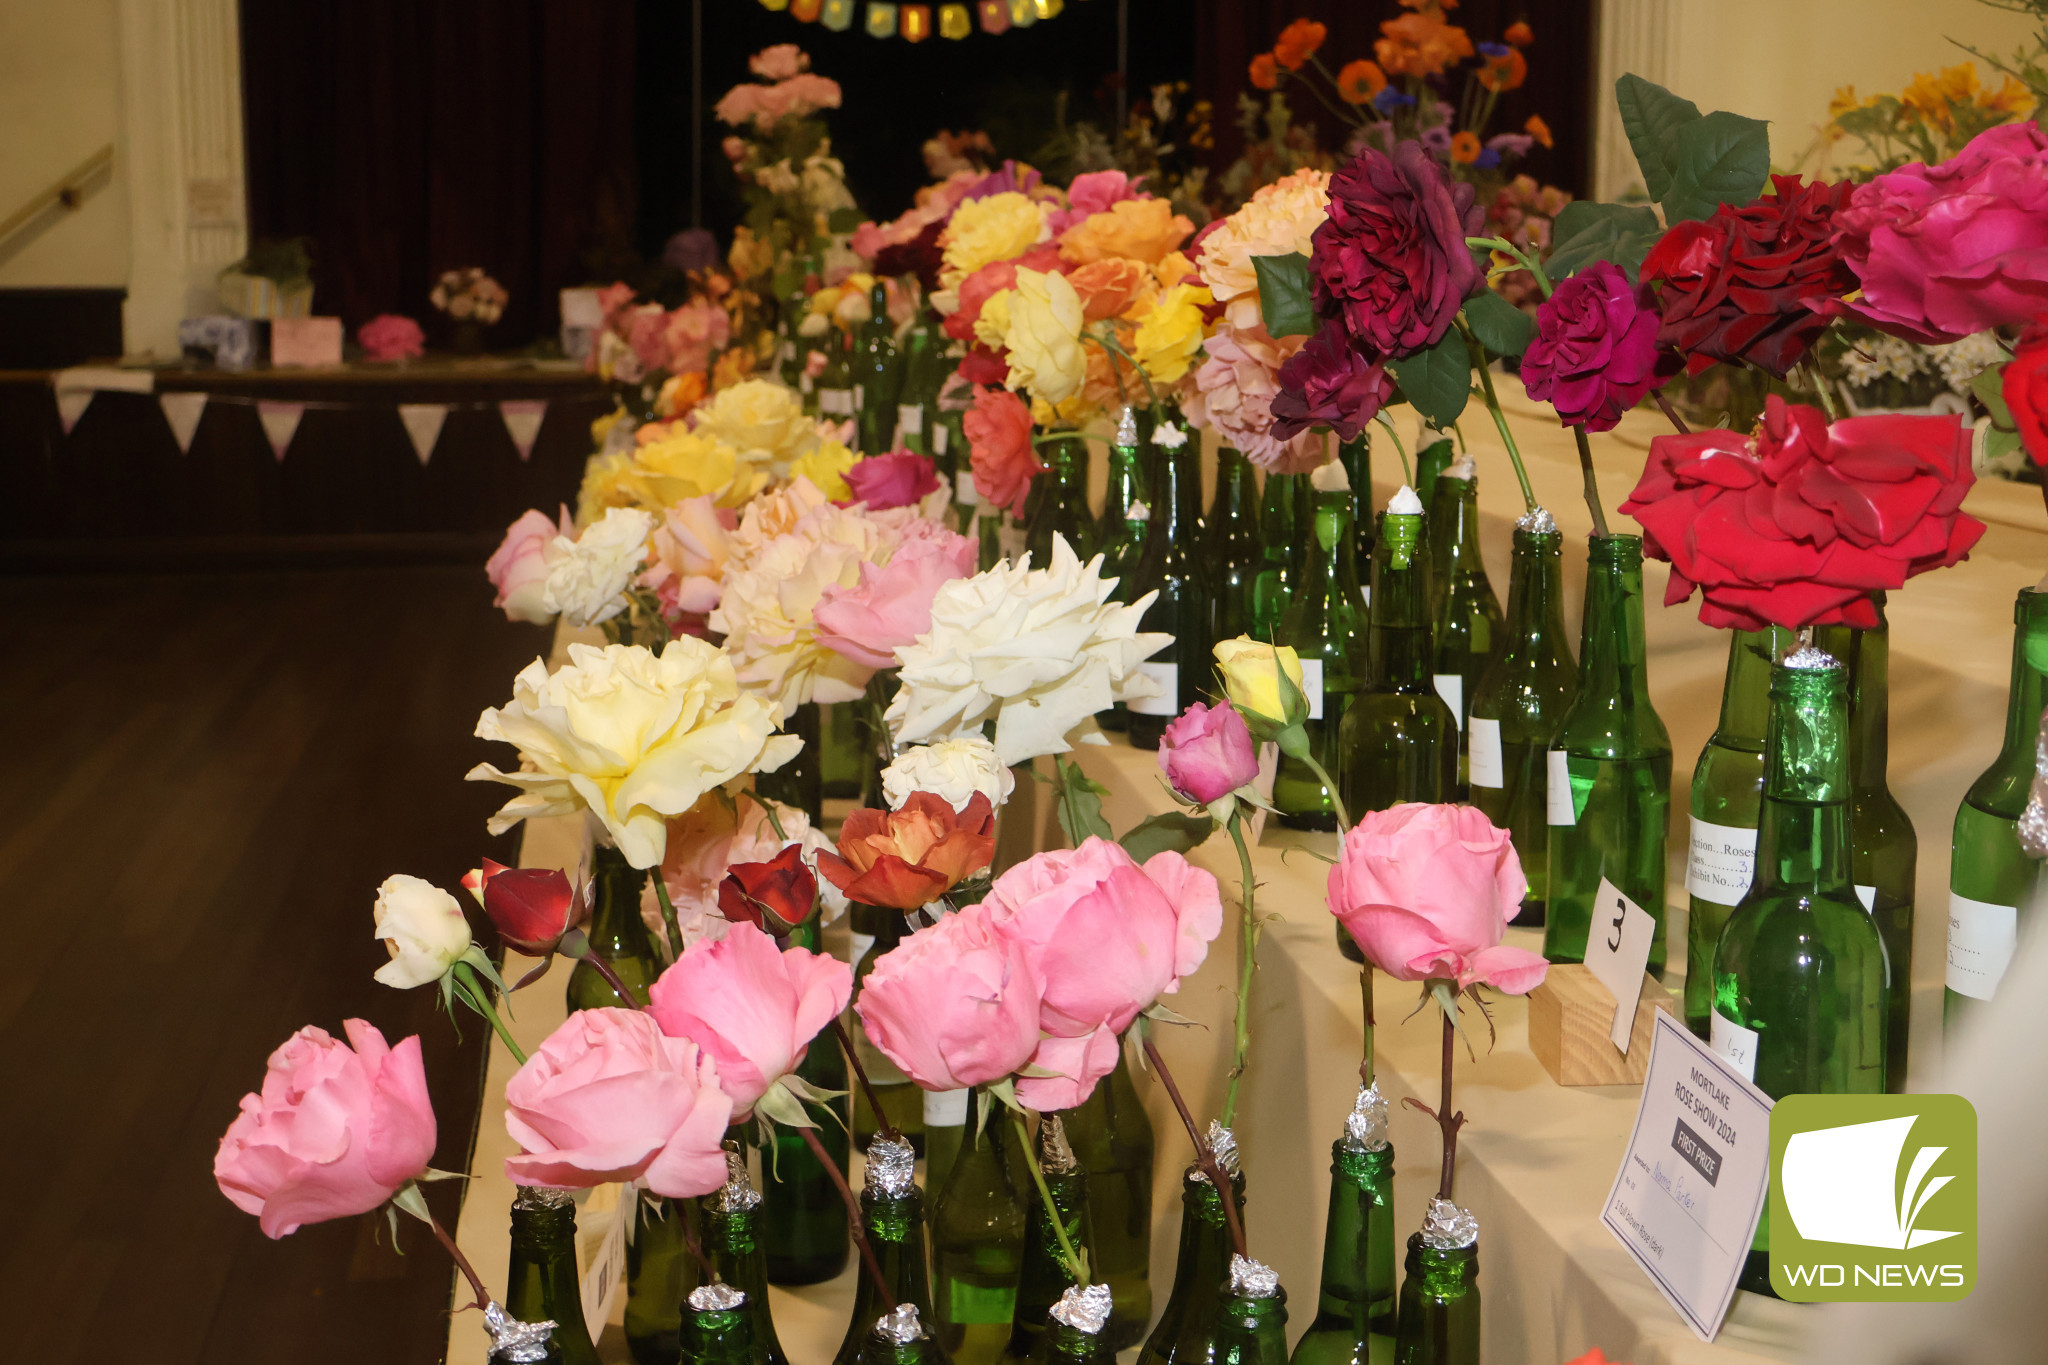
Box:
1460, 321, 1540, 514
673, 1201, 720, 1281
798, 1123, 896, 1310
832, 1017, 902, 1141
452, 963, 528, 1067
1653, 391, 1690, 435
423, 1202, 493, 1313
1435, 1007, 1466, 1202
1220, 811, 1261, 1129
1298, 751, 1351, 831
1571, 426, 1612, 539
1359, 966, 1375, 1088
1142, 1035, 1247, 1261
582, 949, 640, 1010
650, 874, 686, 968
1009, 1112, 1089, 1284
1372, 410, 1413, 486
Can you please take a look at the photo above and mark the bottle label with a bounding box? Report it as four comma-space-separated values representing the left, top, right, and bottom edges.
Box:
799, 371, 814, 395
853, 383, 865, 412
1467, 716, 1504, 788
1685, 818, 1758, 908
933, 422, 950, 456
1546, 750, 1575, 825
1431, 673, 1464, 727
955, 469, 980, 506
1855, 884, 1876, 912
578, 1184, 633, 1340
1299, 657, 1325, 721
1129, 662, 1178, 716
848, 931, 876, 976
819, 388, 853, 416
948, 1279, 1017, 1324
897, 402, 924, 436
1946, 892, 2018, 1000
923, 1088, 969, 1127
1709, 1010, 1759, 1082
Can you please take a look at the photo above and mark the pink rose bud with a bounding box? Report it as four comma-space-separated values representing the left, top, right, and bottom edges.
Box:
1326, 803, 1548, 995
1158, 701, 1260, 805
214, 1020, 437, 1238
504, 1007, 734, 1198
855, 902, 1044, 1091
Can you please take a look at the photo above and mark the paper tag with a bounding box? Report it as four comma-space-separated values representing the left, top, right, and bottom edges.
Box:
578, 1185, 632, 1338
1249, 741, 1279, 843
819, 387, 853, 416
849, 931, 877, 976
1546, 750, 1576, 825
897, 402, 924, 436
1586, 878, 1659, 1052
1130, 661, 1179, 716
1299, 657, 1325, 721
955, 469, 980, 506
853, 383, 865, 412
933, 422, 950, 456
1467, 716, 1504, 788
799, 371, 814, 395
1946, 892, 2018, 1000
1855, 884, 1876, 912
1686, 818, 1758, 908
924, 1088, 970, 1127
1602, 1014, 1774, 1344
1709, 1011, 1759, 1082
1432, 673, 1464, 728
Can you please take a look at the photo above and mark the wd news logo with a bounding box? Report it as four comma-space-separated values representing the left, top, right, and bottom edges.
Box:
1768, 1094, 1976, 1301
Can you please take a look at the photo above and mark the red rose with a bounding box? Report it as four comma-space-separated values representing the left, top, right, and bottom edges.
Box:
717, 845, 817, 935
2003, 324, 2048, 466
1310, 139, 1484, 358
817, 792, 997, 911
1619, 396, 1984, 630
1639, 175, 1855, 378
462, 859, 579, 956
1271, 320, 1396, 441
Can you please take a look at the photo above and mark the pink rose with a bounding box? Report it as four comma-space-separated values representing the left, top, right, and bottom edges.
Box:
1326, 803, 1547, 994
624, 304, 671, 373
358, 313, 424, 362
645, 796, 819, 954
814, 528, 977, 671
640, 495, 736, 628
1182, 323, 1319, 473
749, 43, 808, 81
214, 1019, 436, 1238
1830, 122, 2048, 343
844, 449, 942, 510
1050, 169, 1147, 234
1016, 1026, 1123, 1113
660, 298, 732, 376
714, 82, 768, 129
647, 921, 852, 1117
486, 507, 568, 624
504, 1007, 734, 1198
854, 903, 1044, 1091
1159, 701, 1260, 805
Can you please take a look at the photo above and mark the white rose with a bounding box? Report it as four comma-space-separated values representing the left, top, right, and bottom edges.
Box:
542, 506, 655, 627
372, 875, 473, 989
881, 736, 1015, 812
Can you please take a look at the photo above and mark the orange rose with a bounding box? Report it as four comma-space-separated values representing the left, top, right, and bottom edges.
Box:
1068, 257, 1151, 322
1336, 59, 1388, 104
816, 791, 996, 911
1059, 198, 1195, 267
1525, 114, 1553, 149
1504, 20, 1533, 47
1450, 130, 1482, 164
1273, 18, 1326, 71
1478, 48, 1527, 93
1249, 52, 1279, 90
1376, 12, 1473, 78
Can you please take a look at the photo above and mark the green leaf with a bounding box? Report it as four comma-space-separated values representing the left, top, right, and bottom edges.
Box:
1662, 110, 1771, 224
1052, 754, 1114, 847
1118, 811, 1216, 862
1614, 74, 1701, 203
1463, 290, 1536, 359
389, 1180, 432, 1226
1252, 252, 1316, 338
1973, 362, 2014, 428
1387, 332, 1473, 428
1545, 202, 1664, 281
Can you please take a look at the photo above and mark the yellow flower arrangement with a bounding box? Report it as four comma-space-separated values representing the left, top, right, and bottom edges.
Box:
1132, 282, 1214, 385
1002, 268, 1087, 408
939, 192, 1049, 287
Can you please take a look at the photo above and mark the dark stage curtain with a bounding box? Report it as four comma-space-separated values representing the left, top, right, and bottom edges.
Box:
240, 0, 639, 346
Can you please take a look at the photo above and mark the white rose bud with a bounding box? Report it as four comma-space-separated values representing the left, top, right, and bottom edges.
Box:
881, 736, 1015, 813
372, 875, 473, 989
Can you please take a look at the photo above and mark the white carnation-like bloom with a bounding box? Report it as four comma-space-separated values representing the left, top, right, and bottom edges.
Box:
886, 535, 1170, 766
542, 506, 655, 627
880, 735, 1017, 812
467, 639, 802, 869
371, 875, 474, 989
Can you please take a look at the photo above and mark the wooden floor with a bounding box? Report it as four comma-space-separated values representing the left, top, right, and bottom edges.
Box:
0, 563, 549, 1363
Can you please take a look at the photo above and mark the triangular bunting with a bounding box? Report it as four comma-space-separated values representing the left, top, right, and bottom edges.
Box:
53, 366, 152, 435
398, 402, 450, 466
499, 400, 547, 462
159, 392, 209, 454
57, 390, 94, 434
257, 401, 305, 461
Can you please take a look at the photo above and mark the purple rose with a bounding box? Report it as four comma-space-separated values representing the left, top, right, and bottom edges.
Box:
1271, 321, 1396, 441
1158, 702, 1259, 806
1309, 140, 1484, 358
1521, 261, 1672, 432
1830, 122, 2048, 343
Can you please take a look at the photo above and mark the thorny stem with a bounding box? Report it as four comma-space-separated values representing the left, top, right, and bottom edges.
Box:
1142, 1036, 1248, 1261
1653, 391, 1690, 435
452, 963, 528, 1068
1220, 812, 1261, 1129
1399, 1005, 1467, 1203
1571, 425, 1612, 538
833, 1016, 901, 1141
651, 874, 686, 968
423, 1202, 493, 1314
1010, 1112, 1089, 1284
797, 1123, 896, 1312
1458, 318, 1539, 513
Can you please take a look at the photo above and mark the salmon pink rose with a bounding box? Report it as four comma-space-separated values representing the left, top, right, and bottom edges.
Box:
854, 902, 1044, 1091
814, 529, 979, 671
486, 508, 568, 624
964, 385, 1044, 514
817, 792, 997, 911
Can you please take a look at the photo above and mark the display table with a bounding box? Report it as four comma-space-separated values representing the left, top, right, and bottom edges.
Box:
448, 383, 2044, 1365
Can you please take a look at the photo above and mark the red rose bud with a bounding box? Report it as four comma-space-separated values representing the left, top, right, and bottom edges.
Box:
2002, 324, 2048, 467
464, 858, 578, 956
716, 844, 817, 935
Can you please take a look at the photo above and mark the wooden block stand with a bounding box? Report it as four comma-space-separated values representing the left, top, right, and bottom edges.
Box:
1528, 963, 1677, 1086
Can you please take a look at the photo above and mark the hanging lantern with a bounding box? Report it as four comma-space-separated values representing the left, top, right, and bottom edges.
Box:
938, 3, 972, 38
901, 5, 933, 40
820, 0, 856, 30
865, 2, 899, 37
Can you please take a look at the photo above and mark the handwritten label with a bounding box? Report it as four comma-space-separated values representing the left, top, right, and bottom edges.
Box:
1546, 750, 1575, 825
1467, 716, 1504, 788
1585, 878, 1659, 1052
1686, 818, 1757, 908
1709, 1011, 1759, 1083
1129, 662, 1179, 716
1432, 673, 1464, 728
1299, 657, 1325, 721
1946, 892, 2018, 1001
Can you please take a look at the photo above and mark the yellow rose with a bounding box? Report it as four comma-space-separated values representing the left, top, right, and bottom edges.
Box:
940, 192, 1050, 287
590, 406, 629, 449
789, 437, 856, 501
972, 288, 1013, 351
627, 430, 765, 509
1213, 637, 1307, 729
1132, 282, 1213, 384
1058, 198, 1195, 267
1003, 268, 1087, 408
728, 225, 775, 281
576, 451, 640, 525
689, 378, 816, 473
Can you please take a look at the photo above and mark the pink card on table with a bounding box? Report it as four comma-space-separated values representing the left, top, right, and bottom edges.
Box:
270, 316, 344, 367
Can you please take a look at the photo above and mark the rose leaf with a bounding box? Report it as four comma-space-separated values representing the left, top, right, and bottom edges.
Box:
1544, 202, 1664, 281
1614, 74, 1702, 205
1118, 811, 1217, 863
1464, 290, 1536, 360
1388, 333, 1473, 428
1252, 252, 1317, 338
1661, 110, 1771, 224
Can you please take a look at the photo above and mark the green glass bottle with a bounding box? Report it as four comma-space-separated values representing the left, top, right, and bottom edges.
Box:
1411, 437, 1455, 520
1136, 1141, 1244, 1365
1055, 1046, 1154, 1351
853, 283, 903, 454
1204, 448, 1263, 653
1467, 511, 1576, 930
1024, 434, 1096, 567
1274, 470, 1370, 831
1392, 1205, 1479, 1365
1126, 433, 1211, 751
755, 703, 822, 825
897, 309, 949, 460
627, 1196, 698, 1365
1711, 646, 1888, 1294
702, 1150, 790, 1365
860, 1307, 948, 1365
1337, 435, 1376, 567
817, 328, 856, 428
504, 1187, 601, 1365
1033, 1286, 1119, 1365
1097, 410, 1154, 736
1817, 597, 1916, 1090
1289, 1087, 1395, 1365
833, 1135, 937, 1365
1427, 459, 1504, 799
1214, 1260, 1290, 1365
932, 1089, 1028, 1365
568, 845, 658, 1012
1945, 586, 2048, 1036
924, 1086, 971, 1208
850, 903, 926, 1152
680, 1283, 759, 1365
1001, 1117, 1095, 1365
1544, 535, 1673, 972
1681, 626, 1794, 1037
1248, 473, 1302, 643
762, 910, 851, 1285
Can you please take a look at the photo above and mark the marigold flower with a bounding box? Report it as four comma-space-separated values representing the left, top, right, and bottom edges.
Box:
1524, 114, 1553, 148
1478, 47, 1527, 93
1450, 131, 1482, 164
1249, 53, 1279, 90
1503, 20, 1532, 47
1376, 12, 1473, 78
1336, 59, 1388, 104
1273, 18, 1326, 71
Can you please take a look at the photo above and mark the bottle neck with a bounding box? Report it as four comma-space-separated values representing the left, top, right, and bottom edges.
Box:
1577, 536, 1650, 700
1712, 627, 1795, 752
1413, 439, 1454, 515
1406, 1235, 1479, 1295
1435, 477, 1482, 573
1260, 474, 1299, 558
1815, 598, 1893, 789
1501, 529, 1569, 662
1208, 449, 1259, 545
682, 1308, 755, 1363
1753, 662, 1854, 896
1148, 443, 1200, 551
588, 845, 651, 955
1999, 590, 2048, 776
1104, 442, 1150, 522
1370, 511, 1431, 688
1303, 491, 1361, 602
1047, 437, 1087, 491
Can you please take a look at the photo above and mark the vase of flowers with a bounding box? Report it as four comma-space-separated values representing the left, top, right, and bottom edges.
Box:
432, 267, 508, 354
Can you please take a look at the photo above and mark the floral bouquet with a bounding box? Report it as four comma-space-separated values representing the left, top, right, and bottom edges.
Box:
430, 267, 508, 324
716, 43, 856, 299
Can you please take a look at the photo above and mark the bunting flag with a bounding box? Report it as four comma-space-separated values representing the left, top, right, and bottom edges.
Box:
770, 0, 1041, 36
257, 401, 305, 461
159, 392, 209, 454
56, 389, 94, 434
398, 402, 450, 465
499, 400, 548, 462
52, 366, 153, 434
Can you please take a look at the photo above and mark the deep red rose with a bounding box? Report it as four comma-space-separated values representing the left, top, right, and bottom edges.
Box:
2003, 323, 2048, 466
1309, 139, 1484, 358
463, 858, 578, 955
956, 346, 1011, 387
1521, 260, 1676, 431
717, 845, 817, 935
1639, 175, 1855, 378
1619, 396, 1984, 630
873, 218, 947, 295
1271, 320, 1396, 441
816, 792, 996, 912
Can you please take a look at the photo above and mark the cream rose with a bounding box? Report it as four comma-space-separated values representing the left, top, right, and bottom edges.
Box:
1003, 268, 1087, 409
881, 735, 1016, 812
1197, 168, 1331, 331
687, 379, 817, 477
372, 875, 474, 989
543, 506, 656, 627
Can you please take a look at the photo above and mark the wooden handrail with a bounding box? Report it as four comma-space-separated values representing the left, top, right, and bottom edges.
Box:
0, 144, 115, 250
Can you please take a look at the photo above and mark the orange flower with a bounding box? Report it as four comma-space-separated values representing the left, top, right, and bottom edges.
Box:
1376, 12, 1474, 78
1273, 18, 1327, 71
1504, 20, 1533, 47
816, 792, 997, 911
1478, 47, 1527, 93
1249, 52, 1279, 90
1337, 59, 1388, 104
1450, 130, 1482, 164
1067, 258, 1151, 322
1524, 114, 1553, 148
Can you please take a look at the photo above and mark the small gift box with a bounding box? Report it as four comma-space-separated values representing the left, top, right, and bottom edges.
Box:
178, 315, 260, 370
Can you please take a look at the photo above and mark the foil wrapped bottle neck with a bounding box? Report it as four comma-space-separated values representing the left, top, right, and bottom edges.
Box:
1422, 1197, 1479, 1249
484, 1302, 558, 1364
1515, 506, 1557, 534
1049, 1283, 1115, 1334
688, 1280, 747, 1312
716, 1145, 762, 1212
511, 1185, 576, 1213
1115, 405, 1139, 448
1781, 644, 1841, 671
1190, 1121, 1240, 1184
1038, 1115, 1078, 1175
1342, 1081, 1390, 1151
874, 1304, 926, 1344
865, 1132, 918, 1198
1445, 454, 1477, 482
1229, 1254, 1281, 1299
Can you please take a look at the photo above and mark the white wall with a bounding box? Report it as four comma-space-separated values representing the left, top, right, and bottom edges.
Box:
0, 0, 130, 288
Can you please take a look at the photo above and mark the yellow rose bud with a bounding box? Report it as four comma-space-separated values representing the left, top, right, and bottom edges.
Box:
1213, 637, 1307, 729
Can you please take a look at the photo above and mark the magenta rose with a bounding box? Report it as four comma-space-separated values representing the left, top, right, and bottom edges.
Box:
214, 1019, 437, 1238
844, 449, 942, 510
1830, 122, 2048, 343
1521, 260, 1671, 431
1326, 803, 1546, 994
854, 902, 1045, 1092
1271, 320, 1397, 441
1158, 701, 1260, 806
814, 527, 978, 671
486, 507, 567, 624
1309, 139, 1484, 358
504, 1007, 734, 1198
358, 313, 424, 362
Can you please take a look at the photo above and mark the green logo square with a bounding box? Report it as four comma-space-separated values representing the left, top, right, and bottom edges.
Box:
1768, 1093, 1976, 1301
